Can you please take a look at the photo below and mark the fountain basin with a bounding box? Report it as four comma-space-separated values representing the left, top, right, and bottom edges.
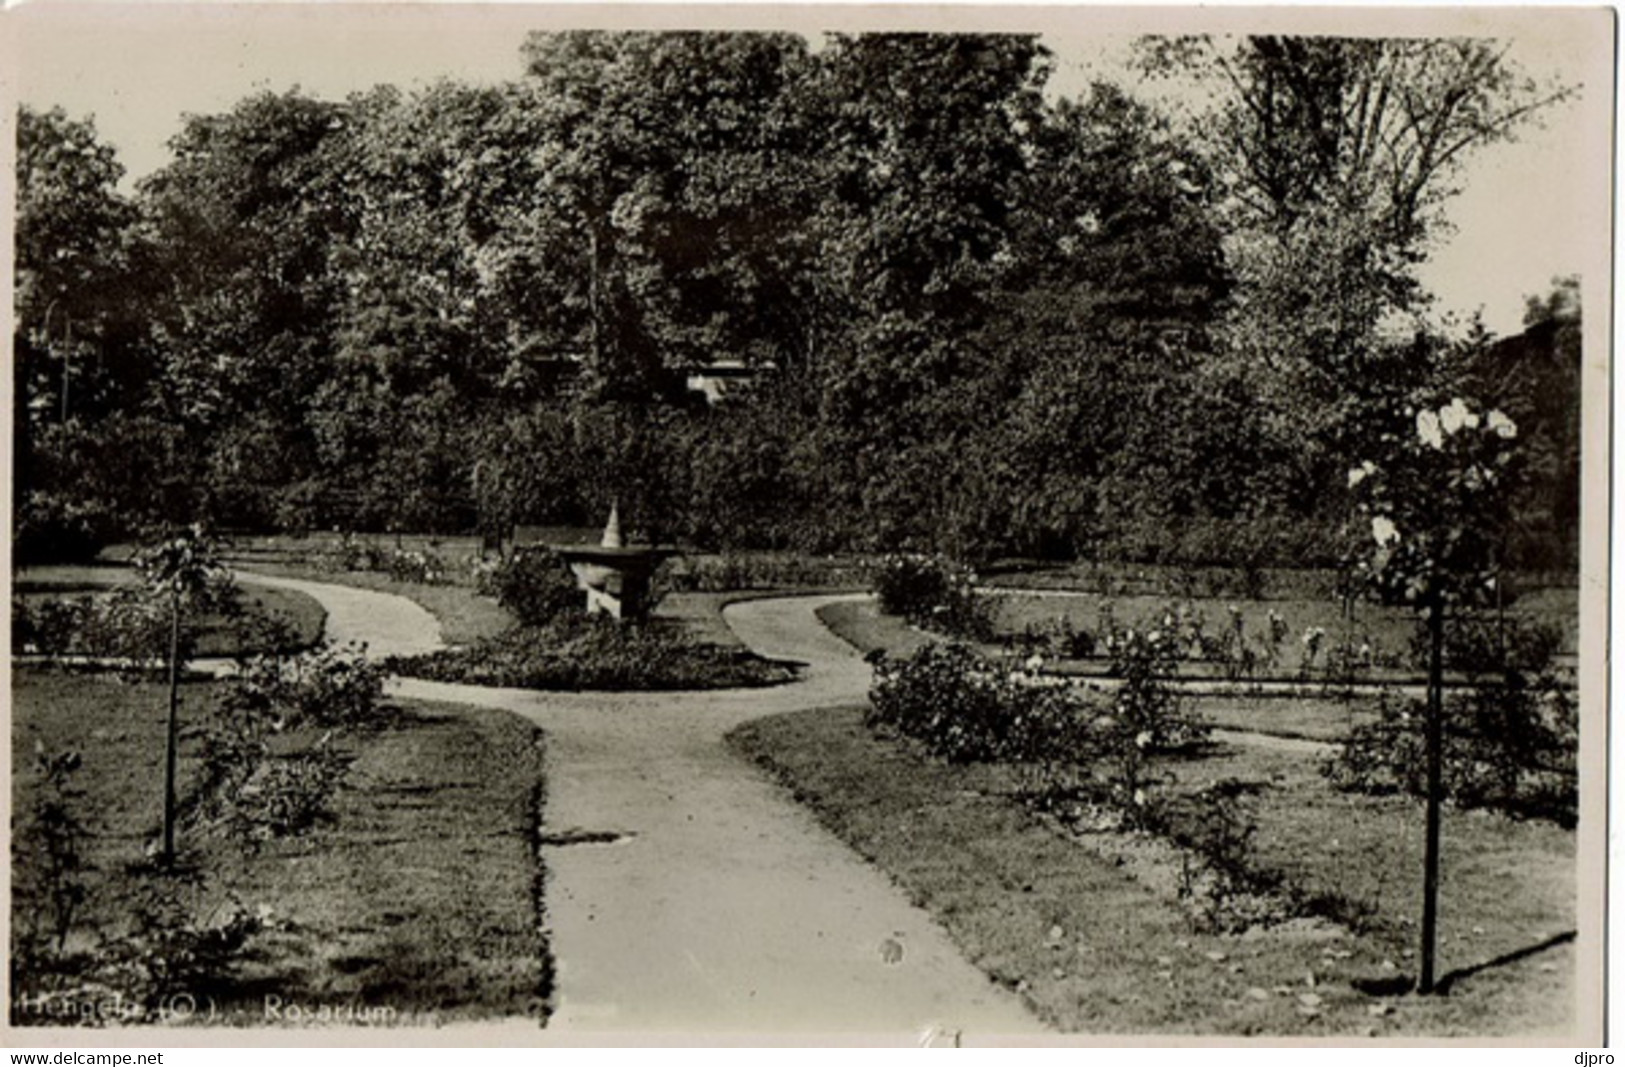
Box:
555, 544, 678, 621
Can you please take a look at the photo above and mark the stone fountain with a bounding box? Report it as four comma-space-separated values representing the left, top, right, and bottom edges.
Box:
554, 504, 677, 621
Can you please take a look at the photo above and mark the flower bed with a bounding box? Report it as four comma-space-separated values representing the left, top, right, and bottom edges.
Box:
389, 615, 797, 691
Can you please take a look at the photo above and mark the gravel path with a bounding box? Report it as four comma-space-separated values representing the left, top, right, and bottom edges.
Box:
242, 576, 1044, 1041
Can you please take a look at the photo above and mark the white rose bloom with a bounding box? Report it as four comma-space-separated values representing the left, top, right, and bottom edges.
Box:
1416, 409, 1444, 449
1439, 398, 1472, 435
1487, 409, 1518, 439
1371, 516, 1400, 546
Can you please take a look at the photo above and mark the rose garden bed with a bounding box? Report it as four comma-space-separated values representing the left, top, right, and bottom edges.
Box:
11, 668, 552, 1027
727, 705, 1575, 1036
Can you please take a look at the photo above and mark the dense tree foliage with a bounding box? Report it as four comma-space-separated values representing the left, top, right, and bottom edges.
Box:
1140, 36, 1578, 515
12, 32, 1580, 571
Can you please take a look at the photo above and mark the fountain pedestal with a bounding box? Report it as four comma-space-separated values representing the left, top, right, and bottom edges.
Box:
553, 506, 676, 621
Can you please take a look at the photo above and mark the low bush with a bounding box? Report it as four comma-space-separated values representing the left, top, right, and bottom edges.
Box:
866, 643, 1096, 765
1322, 673, 1577, 827
1422, 612, 1566, 677
14, 494, 121, 567
1100, 624, 1211, 752
12, 588, 171, 666
1013, 616, 1098, 660
390, 615, 796, 691
1149, 781, 1296, 933
312, 533, 452, 585
12, 747, 92, 968
13, 576, 311, 665
185, 644, 383, 844
96, 873, 276, 1016
870, 552, 994, 641
484, 547, 581, 627
867, 620, 1208, 800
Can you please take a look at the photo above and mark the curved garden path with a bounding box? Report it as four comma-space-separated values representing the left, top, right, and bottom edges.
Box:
236, 574, 1045, 1041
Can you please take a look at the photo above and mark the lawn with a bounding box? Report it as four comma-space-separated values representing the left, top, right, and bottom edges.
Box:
11, 668, 551, 1027
727, 706, 1576, 1037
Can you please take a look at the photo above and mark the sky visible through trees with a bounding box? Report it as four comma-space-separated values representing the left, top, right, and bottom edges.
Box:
13, 10, 1592, 337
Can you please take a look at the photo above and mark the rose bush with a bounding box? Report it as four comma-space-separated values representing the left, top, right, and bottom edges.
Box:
870, 552, 994, 641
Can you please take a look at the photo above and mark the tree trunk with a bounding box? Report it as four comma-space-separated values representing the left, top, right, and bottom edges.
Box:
587, 216, 605, 390
1419, 593, 1445, 992
162, 584, 181, 867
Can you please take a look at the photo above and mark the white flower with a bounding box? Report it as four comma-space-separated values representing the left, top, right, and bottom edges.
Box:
1135, 730, 1154, 750
1416, 409, 1444, 449
1371, 516, 1400, 546
1486, 409, 1518, 439
1439, 398, 1477, 435
1025, 653, 1046, 673
1132, 788, 1147, 807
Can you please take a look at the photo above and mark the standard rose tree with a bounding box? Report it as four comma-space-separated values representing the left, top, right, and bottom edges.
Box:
1346, 395, 1521, 993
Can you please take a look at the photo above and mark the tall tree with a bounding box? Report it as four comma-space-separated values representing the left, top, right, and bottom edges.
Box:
14, 106, 164, 559
1141, 36, 1577, 487
138, 90, 354, 526
16, 105, 143, 414
521, 31, 814, 399
787, 34, 1051, 551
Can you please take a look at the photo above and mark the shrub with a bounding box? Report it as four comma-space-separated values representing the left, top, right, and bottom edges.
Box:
14, 494, 120, 566
663, 553, 872, 593
225, 642, 385, 731
1153, 781, 1292, 933
870, 553, 994, 641
1101, 623, 1210, 752
1421, 611, 1566, 677
97, 871, 274, 1015
384, 547, 448, 585
869, 620, 1207, 813
13, 747, 92, 963
1013, 616, 1098, 660
1323, 673, 1577, 827
867, 642, 1099, 765
11, 589, 172, 666
186, 643, 382, 845
487, 547, 582, 627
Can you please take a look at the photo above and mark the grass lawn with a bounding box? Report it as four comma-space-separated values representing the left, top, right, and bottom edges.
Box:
12, 668, 550, 1027
727, 706, 1576, 1037
1197, 694, 1382, 743
818, 598, 936, 659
